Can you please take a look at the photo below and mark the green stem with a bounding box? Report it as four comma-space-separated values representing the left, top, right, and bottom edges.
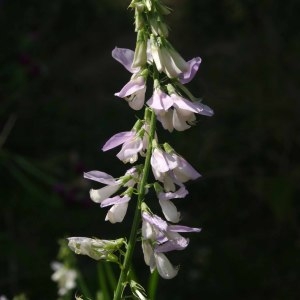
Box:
113, 109, 156, 300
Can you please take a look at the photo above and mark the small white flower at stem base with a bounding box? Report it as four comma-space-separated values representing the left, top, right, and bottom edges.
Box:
51, 261, 77, 296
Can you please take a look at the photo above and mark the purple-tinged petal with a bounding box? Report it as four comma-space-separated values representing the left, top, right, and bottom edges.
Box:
102, 131, 135, 152
158, 186, 188, 201
173, 155, 201, 182
179, 57, 201, 84
168, 225, 201, 233
115, 77, 145, 98
147, 89, 173, 111
112, 47, 139, 73
173, 94, 214, 116
101, 195, 131, 208
115, 77, 146, 111
84, 171, 116, 185
116, 138, 143, 163
155, 237, 189, 252
142, 212, 168, 232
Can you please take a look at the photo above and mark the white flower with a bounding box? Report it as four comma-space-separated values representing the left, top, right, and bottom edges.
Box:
51, 261, 77, 296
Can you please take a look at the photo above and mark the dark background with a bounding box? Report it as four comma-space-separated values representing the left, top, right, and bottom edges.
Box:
1, 0, 299, 299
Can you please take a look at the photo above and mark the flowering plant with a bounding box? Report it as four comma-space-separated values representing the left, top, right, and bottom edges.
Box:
53, 0, 214, 299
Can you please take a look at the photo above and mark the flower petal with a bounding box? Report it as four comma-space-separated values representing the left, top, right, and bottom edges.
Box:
102, 131, 135, 151
105, 202, 129, 223
155, 236, 189, 252
147, 89, 173, 111
112, 47, 139, 73
168, 225, 201, 233
142, 240, 154, 266
158, 186, 188, 201
179, 57, 201, 84
159, 199, 181, 223
115, 77, 145, 97
116, 138, 143, 163
101, 195, 131, 207
89, 184, 120, 203
84, 171, 116, 185
154, 252, 178, 279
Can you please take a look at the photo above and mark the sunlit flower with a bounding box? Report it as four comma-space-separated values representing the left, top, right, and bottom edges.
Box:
141, 212, 200, 279
157, 186, 188, 223
112, 47, 147, 110
102, 124, 149, 163
101, 194, 131, 223
147, 87, 214, 132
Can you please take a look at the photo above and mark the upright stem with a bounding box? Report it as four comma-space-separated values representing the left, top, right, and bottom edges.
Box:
113, 109, 156, 300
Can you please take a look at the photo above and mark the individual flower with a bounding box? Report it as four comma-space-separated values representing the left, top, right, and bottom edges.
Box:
112, 47, 147, 110
150, 146, 200, 191
102, 121, 149, 163
115, 75, 146, 110
68, 237, 124, 262
141, 212, 201, 279
84, 170, 122, 204
155, 184, 188, 223
51, 261, 77, 296
84, 168, 139, 223
101, 194, 131, 223
147, 86, 214, 132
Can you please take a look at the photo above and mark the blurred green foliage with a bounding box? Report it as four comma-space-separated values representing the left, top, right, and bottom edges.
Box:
0, 0, 299, 299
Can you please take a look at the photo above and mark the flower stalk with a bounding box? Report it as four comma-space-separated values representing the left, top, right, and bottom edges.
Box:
65, 0, 214, 299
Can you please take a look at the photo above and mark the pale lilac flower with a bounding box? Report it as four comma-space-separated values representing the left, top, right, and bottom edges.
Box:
141, 212, 200, 279
101, 195, 131, 223
147, 88, 214, 132
84, 171, 122, 204
112, 47, 147, 110
151, 147, 200, 191
102, 130, 146, 164
170, 151, 201, 183
51, 261, 77, 296
84, 168, 138, 205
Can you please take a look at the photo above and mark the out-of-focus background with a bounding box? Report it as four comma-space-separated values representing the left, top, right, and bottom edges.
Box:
1, 0, 299, 299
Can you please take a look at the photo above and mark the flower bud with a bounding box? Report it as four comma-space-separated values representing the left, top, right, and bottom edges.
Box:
67, 237, 124, 262
132, 31, 147, 68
